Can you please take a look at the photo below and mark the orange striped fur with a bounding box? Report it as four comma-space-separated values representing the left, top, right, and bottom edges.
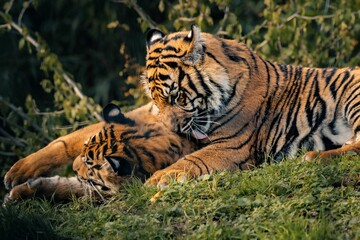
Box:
144, 26, 360, 187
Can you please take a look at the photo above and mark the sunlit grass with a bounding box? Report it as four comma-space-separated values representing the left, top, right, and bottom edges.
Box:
1, 155, 360, 239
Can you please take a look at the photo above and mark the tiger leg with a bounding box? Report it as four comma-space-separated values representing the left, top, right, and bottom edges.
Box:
304, 132, 360, 162
3, 176, 86, 205
305, 81, 360, 162
146, 146, 255, 188
4, 122, 105, 190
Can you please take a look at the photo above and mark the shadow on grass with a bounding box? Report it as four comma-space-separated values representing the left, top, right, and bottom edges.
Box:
0, 203, 68, 240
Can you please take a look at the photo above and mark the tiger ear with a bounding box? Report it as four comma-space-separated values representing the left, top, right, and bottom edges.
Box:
146, 29, 165, 49
102, 103, 134, 125
182, 25, 204, 66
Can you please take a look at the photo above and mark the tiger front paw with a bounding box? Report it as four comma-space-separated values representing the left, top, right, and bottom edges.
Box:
4, 157, 50, 190
145, 169, 190, 189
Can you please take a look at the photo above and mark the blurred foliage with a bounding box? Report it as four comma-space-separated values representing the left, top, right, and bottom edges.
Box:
0, 0, 359, 185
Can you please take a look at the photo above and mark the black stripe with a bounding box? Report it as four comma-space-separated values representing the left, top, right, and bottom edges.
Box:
185, 73, 200, 96
335, 73, 353, 107
223, 133, 253, 150
325, 67, 337, 85
354, 126, 360, 133
344, 84, 360, 115
194, 67, 211, 96
147, 63, 167, 69
191, 155, 210, 174
137, 146, 157, 166
329, 74, 341, 99
163, 61, 178, 68
206, 51, 227, 70
164, 46, 180, 53
209, 77, 226, 105
211, 122, 249, 144
349, 106, 360, 122
221, 40, 242, 62
158, 73, 169, 81
259, 57, 270, 97
183, 158, 203, 175
127, 146, 148, 175
250, 51, 258, 71
289, 65, 293, 81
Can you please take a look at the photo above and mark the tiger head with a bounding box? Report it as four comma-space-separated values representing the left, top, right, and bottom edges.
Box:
143, 26, 242, 140
73, 103, 195, 196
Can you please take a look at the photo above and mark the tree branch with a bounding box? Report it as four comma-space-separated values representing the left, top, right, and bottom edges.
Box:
114, 0, 157, 28
7, 20, 103, 122
0, 97, 53, 142
217, 6, 230, 35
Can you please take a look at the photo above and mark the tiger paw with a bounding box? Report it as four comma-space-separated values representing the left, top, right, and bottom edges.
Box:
145, 169, 190, 189
4, 157, 50, 190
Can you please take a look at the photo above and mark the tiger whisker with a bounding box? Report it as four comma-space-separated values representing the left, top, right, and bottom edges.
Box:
89, 181, 106, 202
193, 119, 221, 126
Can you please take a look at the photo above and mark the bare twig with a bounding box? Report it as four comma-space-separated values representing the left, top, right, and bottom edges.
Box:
54, 121, 92, 130
114, 0, 157, 28
241, 19, 268, 40
0, 24, 10, 29
217, 6, 230, 35
0, 97, 53, 142
18, 0, 32, 26
5, 0, 15, 14
284, 10, 360, 23
177, 17, 196, 22
0, 129, 27, 147
255, 10, 360, 51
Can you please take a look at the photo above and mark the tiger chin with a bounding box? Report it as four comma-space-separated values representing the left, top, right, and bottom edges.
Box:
3, 103, 196, 204
143, 25, 360, 187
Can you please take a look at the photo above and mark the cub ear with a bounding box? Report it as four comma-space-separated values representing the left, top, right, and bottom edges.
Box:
146, 29, 165, 49
102, 103, 134, 125
182, 25, 204, 66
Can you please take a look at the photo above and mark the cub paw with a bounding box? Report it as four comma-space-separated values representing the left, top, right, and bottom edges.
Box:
3, 182, 36, 205
145, 169, 190, 189
303, 151, 320, 162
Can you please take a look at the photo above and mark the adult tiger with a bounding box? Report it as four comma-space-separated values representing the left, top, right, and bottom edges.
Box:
144, 25, 360, 187
4, 103, 196, 203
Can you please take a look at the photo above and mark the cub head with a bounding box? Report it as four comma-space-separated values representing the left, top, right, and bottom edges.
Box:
143, 26, 231, 140
73, 103, 194, 196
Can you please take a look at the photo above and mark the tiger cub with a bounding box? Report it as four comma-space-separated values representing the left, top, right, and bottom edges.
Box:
143, 25, 360, 187
4, 103, 196, 203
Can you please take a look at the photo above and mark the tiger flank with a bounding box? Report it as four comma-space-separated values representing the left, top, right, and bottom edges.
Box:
4, 103, 196, 203
144, 25, 360, 188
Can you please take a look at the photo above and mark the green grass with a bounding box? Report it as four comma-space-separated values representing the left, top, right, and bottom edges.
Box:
2, 155, 360, 239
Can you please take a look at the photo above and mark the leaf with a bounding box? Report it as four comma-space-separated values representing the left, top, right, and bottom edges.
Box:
158, 0, 165, 13
106, 21, 119, 29
18, 38, 25, 50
